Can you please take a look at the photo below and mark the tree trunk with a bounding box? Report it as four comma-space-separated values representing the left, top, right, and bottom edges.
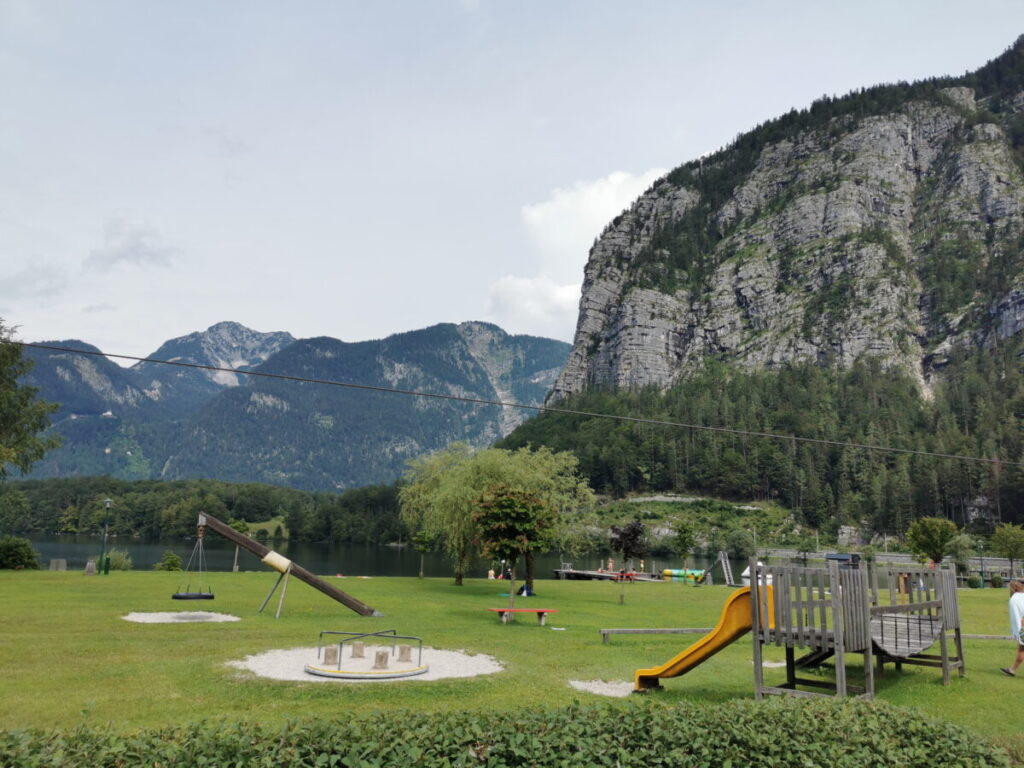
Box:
454, 567, 463, 586
418, 553, 424, 579
525, 550, 535, 591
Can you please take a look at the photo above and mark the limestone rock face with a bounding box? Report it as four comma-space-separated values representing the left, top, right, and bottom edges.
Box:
549, 77, 1024, 403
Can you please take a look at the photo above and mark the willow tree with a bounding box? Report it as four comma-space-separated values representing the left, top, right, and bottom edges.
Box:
399, 443, 594, 586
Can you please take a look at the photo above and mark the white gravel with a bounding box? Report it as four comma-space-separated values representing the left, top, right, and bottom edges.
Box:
122, 611, 241, 623
568, 680, 634, 698
227, 645, 503, 683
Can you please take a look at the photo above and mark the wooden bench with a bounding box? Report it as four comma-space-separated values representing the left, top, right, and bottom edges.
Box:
488, 608, 558, 625
599, 627, 712, 644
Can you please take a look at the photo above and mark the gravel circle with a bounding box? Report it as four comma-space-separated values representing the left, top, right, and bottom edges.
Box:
122, 611, 242, 623
227, 646, 503, 683
568, 680, 634, 698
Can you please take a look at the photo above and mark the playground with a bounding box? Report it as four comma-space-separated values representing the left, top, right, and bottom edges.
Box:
0, 563, 1021, 761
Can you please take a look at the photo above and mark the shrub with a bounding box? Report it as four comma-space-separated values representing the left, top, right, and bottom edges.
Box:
0, 535, 39, 569
992, 574, 1005, 588
98, 548, 133, 571
0, 699, 1010, 767
967, 574, 983, 588
152, 550, 182, 571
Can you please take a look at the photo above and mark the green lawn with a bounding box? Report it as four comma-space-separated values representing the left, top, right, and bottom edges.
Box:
0, 571, 1020, 761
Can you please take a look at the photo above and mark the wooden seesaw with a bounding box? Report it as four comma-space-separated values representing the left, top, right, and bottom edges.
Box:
196, 512, 382, 618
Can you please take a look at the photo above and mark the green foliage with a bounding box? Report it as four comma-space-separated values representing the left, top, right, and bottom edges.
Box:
992, 574, 1005, 588
472, 485, 550, 567
101, 548, 133, 571
990, 523, 1024, 574
0, 321, 60, 479
945, 533, 976, 575
610, 519, 648, 563
0, 698, 1010, 767
5, 476, 404, 546
0, 535, 39, 569
152, 550, 181, 571
670, 518, 696, 562
400, 444, 594, 584
905, 517, 959, 564
968, 574, 984, 588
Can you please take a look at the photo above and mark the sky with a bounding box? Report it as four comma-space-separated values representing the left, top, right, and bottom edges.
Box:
3, 1, 1024, 360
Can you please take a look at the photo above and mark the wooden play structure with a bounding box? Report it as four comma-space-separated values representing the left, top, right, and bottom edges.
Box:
750, 560, 963, 698
634, 559, 963, 699
197, 513, 382, 617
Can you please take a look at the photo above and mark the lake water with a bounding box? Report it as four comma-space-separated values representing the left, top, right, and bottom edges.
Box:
26, 534, 717, 579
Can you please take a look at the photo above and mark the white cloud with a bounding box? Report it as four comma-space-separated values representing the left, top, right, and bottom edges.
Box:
0, 260, 70, 301
486, 275, 580, 340
86, 219, 177, 271
521, 168, 665, 284
487, 168, 665, 340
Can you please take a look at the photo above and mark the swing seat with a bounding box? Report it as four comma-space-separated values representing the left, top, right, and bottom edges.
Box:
172, 592, 215, 600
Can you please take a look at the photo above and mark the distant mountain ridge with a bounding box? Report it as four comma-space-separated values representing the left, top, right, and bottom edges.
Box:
23, 321, 570, 490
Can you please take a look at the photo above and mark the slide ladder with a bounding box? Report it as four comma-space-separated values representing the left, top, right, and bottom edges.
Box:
717, 551, 738, 586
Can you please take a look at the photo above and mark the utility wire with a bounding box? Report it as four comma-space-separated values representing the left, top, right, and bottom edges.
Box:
8, 340, 1021, 468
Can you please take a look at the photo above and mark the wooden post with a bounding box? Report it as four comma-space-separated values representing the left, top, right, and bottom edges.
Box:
398, 645, 413, 663
351, 642, 365, 659
829, 561, 847, 697
323, 646, 339, 665
750, 559, 765, 700
274, 567, 291, 619
372, 650, 389, 670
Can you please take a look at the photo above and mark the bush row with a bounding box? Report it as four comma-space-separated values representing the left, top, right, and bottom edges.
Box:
0, 698, 1010, 767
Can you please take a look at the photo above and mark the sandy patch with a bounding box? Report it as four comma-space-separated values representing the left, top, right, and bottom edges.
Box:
227, 646, 502, 683
123, 611, 241, 623
568, 680, 634, 698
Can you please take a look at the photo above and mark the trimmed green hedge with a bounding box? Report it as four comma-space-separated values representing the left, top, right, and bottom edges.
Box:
0, 698, 1009, 767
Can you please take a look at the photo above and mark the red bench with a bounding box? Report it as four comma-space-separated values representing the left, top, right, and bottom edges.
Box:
487, 607, 559, 626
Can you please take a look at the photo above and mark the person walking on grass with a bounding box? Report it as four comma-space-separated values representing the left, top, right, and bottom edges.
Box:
1001, 579, 1024, 677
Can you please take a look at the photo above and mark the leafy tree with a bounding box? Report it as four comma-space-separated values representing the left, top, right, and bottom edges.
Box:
400, 444, 593, 587
725, 527, 756, 561
410, 529, 437, 579
945, 533, 975, 576
610, 519, 647, 604
473, 484, 550, 609
400, 444, 477, 585
795, 534, 816, 565
0, 321, 60, 479
990, 523, 1024, 576
905, 517, 959, 565
0, 535, 39, 569
671, 517, 696, 567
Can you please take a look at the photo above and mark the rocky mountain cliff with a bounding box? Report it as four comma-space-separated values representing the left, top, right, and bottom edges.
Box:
549, 37, 1024, 403
23, 321, 569, 490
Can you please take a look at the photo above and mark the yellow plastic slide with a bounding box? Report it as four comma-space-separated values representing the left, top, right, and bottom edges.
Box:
634, 586, 764, 691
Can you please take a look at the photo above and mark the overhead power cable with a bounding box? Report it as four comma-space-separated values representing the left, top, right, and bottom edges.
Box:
7, 340, 1021, 468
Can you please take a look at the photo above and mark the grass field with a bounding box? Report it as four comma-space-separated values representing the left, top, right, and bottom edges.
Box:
1, 570, 1021, 761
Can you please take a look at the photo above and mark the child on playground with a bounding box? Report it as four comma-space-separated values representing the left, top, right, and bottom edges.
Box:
1001, 578, 1024, 677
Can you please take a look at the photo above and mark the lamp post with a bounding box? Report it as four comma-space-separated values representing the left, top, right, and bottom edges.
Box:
99, 498, 112, 575
977, 538, 986, 587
